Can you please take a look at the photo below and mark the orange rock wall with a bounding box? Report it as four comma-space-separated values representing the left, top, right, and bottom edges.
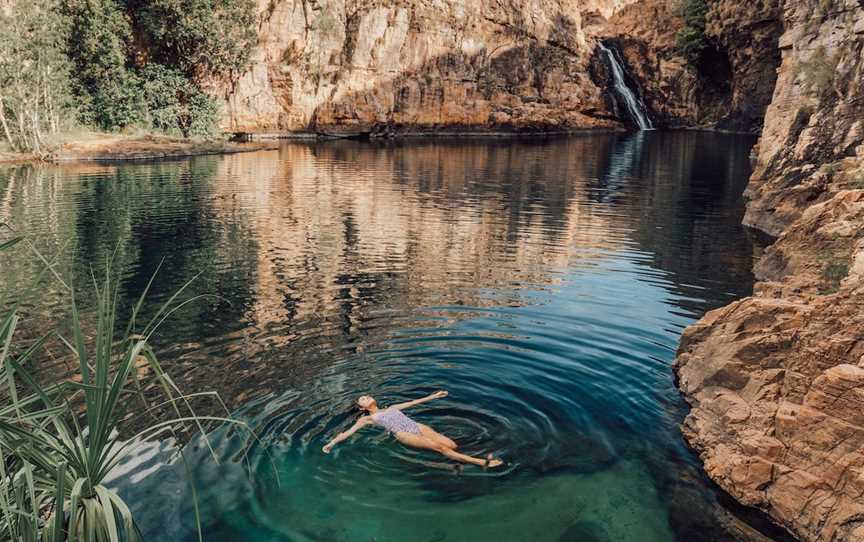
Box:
675, 1, 864, 540
217, 0, 639, 134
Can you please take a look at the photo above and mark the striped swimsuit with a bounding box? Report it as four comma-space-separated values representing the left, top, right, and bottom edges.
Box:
372, 407, 422, 435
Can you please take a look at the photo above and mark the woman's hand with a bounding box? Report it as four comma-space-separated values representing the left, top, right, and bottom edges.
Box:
322, 443, 334, 454
393, 392, 448, 410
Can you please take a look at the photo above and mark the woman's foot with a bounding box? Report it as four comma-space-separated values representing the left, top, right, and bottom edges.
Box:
484, 453, 503, 469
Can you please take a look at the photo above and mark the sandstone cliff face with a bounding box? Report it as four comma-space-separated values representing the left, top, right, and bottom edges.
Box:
674, 1, 864, 540
221, 0, 784, 135
677, 190, 864, 542
219, 0, 641, 134
746, 0, 864, 236
704, 0, 782, 131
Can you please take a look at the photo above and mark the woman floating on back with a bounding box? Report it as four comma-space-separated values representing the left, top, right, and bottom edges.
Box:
322, 391, 503, 468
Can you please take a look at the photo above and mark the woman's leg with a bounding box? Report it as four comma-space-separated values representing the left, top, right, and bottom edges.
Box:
395, 432, 502, 467
418, 424, 457, 449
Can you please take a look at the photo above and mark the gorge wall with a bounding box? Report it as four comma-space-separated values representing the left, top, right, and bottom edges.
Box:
218, 0, 781, 135
674, 1, 864, 541
218, 0, 637, 135
596, 0, 782, 132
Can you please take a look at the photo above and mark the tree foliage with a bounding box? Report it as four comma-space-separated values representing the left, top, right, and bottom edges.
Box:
676, 0, 709, 67
1, 0, 256, 148
61, 0, 140, 130
139, 63, 220, 137
133, 0, 258, 82
0, 0, 76, 154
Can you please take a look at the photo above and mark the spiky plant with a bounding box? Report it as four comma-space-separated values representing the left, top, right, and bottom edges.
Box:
0, 232, 238, 542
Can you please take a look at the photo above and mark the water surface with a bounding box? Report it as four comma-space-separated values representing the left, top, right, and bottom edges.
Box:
0, 132, 779, 541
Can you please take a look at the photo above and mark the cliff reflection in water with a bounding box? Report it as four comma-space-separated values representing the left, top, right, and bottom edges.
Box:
0, 132, 755, 410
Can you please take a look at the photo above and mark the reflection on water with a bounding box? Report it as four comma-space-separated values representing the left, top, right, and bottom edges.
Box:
0, 132, 777, 541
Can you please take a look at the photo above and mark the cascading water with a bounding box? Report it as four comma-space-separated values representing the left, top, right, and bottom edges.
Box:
598, 42, 654, 130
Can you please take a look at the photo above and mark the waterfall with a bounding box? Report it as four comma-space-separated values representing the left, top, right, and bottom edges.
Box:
598, 42, 653, 130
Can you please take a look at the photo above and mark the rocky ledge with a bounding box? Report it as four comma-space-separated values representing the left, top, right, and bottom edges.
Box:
676, 188, 864, 542
674, 0, 864, 540
48, 135, 277, 163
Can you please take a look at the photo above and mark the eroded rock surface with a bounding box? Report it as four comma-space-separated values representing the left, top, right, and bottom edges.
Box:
675, 1, 864, 540
218, 0, 639, 134
218, 0, 787, 135
745, 0, 864, 236
677, 191, 864, 541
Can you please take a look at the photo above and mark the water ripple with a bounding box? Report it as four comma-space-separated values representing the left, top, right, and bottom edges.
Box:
0, 132, 777, 542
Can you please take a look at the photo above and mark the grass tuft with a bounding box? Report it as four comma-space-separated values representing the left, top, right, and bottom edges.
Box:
820, 260, 850, 294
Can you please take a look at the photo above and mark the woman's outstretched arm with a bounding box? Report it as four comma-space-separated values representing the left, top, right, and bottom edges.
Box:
392, 390, 448, 411
322, 416, 372, 453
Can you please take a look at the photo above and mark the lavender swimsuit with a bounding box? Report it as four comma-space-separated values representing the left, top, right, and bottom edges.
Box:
372, 407, 422, 435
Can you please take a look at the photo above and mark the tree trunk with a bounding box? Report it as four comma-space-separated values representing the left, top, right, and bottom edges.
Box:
0, 96, 17, 152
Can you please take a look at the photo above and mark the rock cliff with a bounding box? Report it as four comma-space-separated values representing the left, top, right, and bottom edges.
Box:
218, 0, 641, 135
221, 0, 783, 135
674, 1, 864, 541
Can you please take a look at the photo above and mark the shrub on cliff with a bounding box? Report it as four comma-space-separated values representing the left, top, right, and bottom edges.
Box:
675, 0, 709, 67
795, 45, 842, 101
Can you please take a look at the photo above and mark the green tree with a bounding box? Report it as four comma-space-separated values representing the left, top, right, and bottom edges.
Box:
133, 0, 258, 82
676, 0, 709, 66
139, 63, 220, 136
61, 0, 144, 130
0, 0, 76, 153
2, 0, 252, 145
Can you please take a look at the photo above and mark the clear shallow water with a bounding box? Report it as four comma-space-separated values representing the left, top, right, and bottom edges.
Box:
0, 132, 781, 541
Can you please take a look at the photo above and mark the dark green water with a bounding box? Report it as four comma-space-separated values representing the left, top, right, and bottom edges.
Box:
1, 131, 781, 541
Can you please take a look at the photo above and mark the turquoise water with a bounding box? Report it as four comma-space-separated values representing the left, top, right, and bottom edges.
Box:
0, 132, 784, 541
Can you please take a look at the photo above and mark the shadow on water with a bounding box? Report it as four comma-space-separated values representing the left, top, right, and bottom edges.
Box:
0, 131, 785, 541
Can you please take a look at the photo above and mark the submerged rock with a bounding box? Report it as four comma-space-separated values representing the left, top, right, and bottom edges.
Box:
529, 431, 618, 477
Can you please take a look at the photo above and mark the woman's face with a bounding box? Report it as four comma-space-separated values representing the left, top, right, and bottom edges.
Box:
357, 395, 376, 410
